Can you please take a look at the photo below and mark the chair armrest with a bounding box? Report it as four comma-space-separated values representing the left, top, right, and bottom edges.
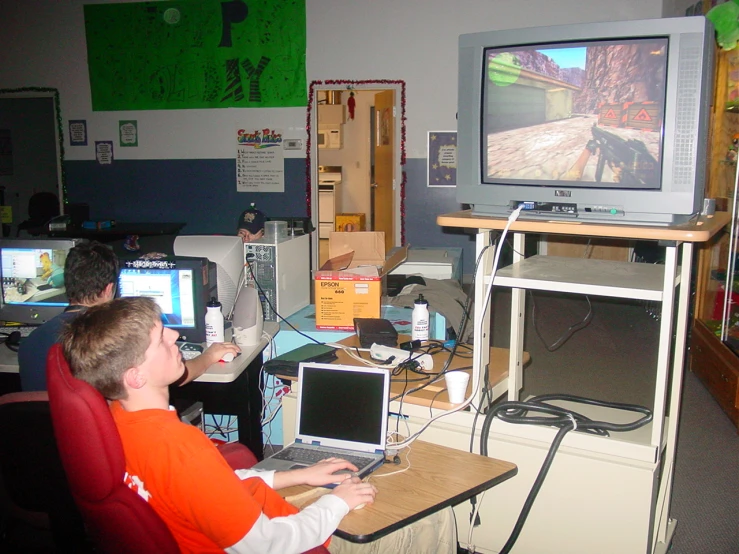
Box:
217, 442, 258, 470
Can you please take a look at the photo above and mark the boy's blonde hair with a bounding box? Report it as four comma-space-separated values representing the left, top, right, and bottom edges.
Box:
61, 296, 162, 399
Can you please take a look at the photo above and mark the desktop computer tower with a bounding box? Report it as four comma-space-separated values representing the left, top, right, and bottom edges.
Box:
244, 234, 310, 322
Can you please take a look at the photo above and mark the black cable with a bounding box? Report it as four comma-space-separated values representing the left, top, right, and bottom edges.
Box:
479, 393, 652, 554
529, 291, 594, 352
503, 235, 595, 352
388, 236, 497, 403
244, 257, 324, 346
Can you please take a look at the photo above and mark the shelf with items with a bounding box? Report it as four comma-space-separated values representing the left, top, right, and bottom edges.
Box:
690, 203, 739, 431
690, 45, 739, 433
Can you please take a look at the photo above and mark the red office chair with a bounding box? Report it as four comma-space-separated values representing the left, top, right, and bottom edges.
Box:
46, 344, 328, 554
46, 343, 181, 554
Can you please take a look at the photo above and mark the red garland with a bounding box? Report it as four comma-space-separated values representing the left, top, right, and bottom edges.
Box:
306, 80, 407, 244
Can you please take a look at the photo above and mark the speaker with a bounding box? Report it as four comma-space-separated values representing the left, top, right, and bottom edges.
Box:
232, 286, 264, 347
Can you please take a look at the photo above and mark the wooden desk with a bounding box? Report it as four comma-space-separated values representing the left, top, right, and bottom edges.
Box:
437, 209, 730, 241
332, 335, 530, 411
281, 440, 517, 543
278, 335, 531, 447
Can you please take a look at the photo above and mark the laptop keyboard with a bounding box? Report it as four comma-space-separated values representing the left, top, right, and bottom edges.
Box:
273, 446, 377, 468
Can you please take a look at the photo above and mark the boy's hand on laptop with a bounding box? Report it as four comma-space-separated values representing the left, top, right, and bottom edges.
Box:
298, 458, 359, 487
331, 476, 377, 511
273, 458, 359, 489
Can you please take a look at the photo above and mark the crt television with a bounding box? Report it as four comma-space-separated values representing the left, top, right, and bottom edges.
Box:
0, 238, 81, 324
117, 256, 217, 343
456, 16, 715, 225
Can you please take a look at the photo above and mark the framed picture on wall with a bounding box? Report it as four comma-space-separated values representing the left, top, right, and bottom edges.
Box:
427, 131, 457, 187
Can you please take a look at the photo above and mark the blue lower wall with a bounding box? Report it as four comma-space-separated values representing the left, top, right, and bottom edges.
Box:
65, 157, 476, 275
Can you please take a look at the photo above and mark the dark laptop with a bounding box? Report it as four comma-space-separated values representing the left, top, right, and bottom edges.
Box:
253, 362, 390, 478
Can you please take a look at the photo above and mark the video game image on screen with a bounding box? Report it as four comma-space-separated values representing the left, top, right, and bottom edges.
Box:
484, 38, 666, 189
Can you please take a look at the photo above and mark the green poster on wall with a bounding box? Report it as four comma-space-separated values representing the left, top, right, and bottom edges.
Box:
84, 0, 306, 111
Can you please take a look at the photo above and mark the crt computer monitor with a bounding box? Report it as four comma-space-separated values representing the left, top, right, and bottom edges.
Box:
172, 235, 245, 318
117, 256, 217, 343
0, 238, 81, 324
456, 16, 715, 225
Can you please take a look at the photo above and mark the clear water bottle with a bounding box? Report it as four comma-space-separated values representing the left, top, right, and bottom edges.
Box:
411, 294, 429, 342
205, 297, 224, 346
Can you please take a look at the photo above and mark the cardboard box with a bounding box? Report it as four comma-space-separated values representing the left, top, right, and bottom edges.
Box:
597, 102, 625, 128
314, 232, 408, 330
335, 213, 366, 232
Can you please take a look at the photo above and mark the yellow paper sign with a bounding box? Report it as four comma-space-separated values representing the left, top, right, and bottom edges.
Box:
0, 206, 12, 224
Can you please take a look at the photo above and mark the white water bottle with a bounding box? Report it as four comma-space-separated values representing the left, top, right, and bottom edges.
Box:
205, 297, 224, 346
411, 294, 430, 342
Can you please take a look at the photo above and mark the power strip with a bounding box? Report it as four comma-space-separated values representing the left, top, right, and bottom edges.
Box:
369, 343, 434, 371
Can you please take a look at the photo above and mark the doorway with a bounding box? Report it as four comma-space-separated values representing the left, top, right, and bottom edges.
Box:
307, 81, 405, 271
0, 88, 65, 237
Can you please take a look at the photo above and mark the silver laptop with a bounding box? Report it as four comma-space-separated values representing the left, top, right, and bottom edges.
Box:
254, 362, 390, 478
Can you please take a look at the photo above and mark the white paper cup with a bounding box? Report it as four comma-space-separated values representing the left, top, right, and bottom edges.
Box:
444, 371, 470, 404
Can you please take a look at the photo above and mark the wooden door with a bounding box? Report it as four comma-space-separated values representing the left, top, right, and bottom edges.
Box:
374, 90, 395, 251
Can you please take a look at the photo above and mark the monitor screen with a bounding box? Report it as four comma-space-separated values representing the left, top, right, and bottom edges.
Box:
118, 267, 197, 329
117, 256, 216, 343
0, 238, 79, 324
483, 38, 667, 190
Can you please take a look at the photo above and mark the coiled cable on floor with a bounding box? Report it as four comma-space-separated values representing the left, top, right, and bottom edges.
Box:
480, 393, 653, 554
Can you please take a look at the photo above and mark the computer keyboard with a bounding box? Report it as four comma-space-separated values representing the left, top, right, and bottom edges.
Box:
273, 446, 376, 468
179, 342, 204, 360
0, 325, 39, 338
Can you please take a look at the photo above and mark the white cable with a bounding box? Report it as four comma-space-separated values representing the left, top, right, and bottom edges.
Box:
467, 490, 486, 551
324, 342, 370, 353
391, 206, 524, 449
324, 343, 388, 368
262, 403, 283, 425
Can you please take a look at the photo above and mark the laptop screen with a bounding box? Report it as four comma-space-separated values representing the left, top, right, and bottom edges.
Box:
296, 363, 389, 451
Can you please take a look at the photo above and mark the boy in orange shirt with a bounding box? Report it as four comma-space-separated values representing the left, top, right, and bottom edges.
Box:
61, 297, 376, 553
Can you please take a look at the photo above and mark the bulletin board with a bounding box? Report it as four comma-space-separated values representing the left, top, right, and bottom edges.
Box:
84, 0, 306, 111
427, 131, 457, 187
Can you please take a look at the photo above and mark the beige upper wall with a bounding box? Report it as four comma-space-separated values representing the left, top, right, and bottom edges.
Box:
662, 0, 706, 18
1, 0, 667, 160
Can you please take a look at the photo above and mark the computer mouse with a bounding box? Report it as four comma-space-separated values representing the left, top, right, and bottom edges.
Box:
353, 503, 366, 511
220, 352, 235, 363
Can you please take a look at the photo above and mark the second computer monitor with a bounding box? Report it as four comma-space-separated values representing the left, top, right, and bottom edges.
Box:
173, 235, 245, 317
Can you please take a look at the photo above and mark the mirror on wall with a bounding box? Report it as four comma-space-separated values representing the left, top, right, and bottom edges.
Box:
0, 88, 65, 237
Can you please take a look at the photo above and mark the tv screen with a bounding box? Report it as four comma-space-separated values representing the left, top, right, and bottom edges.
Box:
457, 16, 715, 225
483, 38, 667, 190
0, 238, 80, 324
